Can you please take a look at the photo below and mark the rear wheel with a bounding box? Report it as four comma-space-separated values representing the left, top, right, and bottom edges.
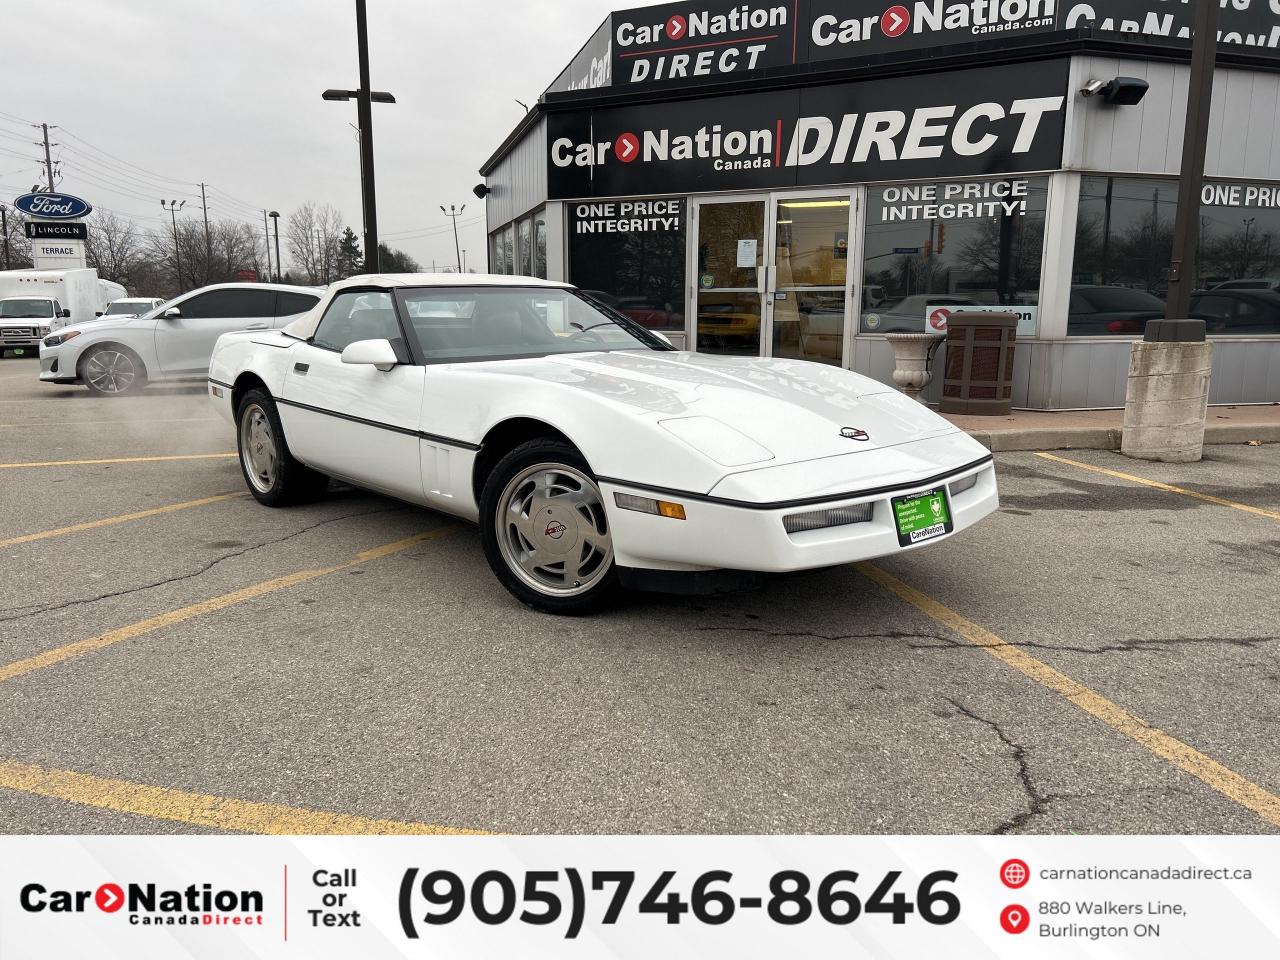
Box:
236, 388, 328, 506
81, 346, 146, 395
480, 439, 619, 614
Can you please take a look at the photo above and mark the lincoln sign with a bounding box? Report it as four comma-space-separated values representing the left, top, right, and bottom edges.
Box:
548, 60, 1069, 198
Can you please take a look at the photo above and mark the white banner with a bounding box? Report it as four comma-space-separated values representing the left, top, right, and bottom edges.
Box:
2, 836, 1277, 958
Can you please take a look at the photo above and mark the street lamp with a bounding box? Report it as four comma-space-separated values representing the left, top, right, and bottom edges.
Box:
322, 0, 397, 274
269, 211, 282, 282
161, 199, 187, 293
441, 204, 465, 274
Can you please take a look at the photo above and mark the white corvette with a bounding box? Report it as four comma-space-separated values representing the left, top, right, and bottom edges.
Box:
209, 274, 998, 613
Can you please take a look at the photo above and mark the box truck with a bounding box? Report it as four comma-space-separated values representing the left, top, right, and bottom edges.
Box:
0, 269, 127, 356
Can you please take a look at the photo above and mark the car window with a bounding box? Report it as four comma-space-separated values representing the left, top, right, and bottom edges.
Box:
398, 287, 670, 363
276, 292, 320, 317
181, 289, 277, 319
311, 290, 402, 352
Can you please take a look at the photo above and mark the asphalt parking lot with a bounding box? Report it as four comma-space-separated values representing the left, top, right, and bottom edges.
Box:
1, 355, 1278, 836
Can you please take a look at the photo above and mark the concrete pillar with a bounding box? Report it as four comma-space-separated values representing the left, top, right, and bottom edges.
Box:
1121, 341, 1214, 463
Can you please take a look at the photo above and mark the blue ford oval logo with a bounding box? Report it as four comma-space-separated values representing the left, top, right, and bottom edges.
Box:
13, 192, 93, 220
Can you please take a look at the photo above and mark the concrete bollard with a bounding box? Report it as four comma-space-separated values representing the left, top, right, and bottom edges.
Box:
1121, 341, 1214, 463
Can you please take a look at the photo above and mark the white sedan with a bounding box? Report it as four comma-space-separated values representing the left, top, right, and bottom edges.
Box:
40, 282, 322, 395
209, 274, 998, 613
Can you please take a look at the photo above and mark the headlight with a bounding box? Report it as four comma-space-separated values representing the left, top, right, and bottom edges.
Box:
43, 330, 81, 347
36, 325, 50, 337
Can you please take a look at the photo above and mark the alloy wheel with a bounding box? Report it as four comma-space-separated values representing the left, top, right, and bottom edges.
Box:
495, 462, 614, 597
84, 350, 137, 394
239, 403, 278, 494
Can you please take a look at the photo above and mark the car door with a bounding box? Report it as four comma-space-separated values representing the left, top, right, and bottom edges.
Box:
278, 289, 426, 502
154, 288, 277, 376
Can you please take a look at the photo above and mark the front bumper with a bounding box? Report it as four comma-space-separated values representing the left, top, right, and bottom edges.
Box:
602, 459, 998, 574
38, 344, 75, 382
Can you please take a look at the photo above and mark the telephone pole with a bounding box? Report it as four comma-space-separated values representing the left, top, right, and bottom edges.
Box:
1, 204, 10, 269
441, 204, 465, 273
40, 123, 57, 191
198, 183, 212, 284
161, 199, 187, 293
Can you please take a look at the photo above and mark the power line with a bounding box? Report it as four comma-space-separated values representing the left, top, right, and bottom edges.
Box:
58, 127, 194, 187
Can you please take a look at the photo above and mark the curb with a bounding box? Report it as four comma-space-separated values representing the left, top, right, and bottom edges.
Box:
963, 422, 1280, 453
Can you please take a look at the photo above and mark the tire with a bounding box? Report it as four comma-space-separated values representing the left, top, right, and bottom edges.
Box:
80, 345, 147, 395
480, 439, 619, 615
235, 389, 329, 507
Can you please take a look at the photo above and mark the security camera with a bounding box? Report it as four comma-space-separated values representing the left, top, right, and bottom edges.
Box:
473, 183, 492, 199
1080, 77, 1150, 105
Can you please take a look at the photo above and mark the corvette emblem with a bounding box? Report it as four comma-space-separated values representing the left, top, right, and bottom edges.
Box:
841, 428, 871, 442
544, 521, 568, 540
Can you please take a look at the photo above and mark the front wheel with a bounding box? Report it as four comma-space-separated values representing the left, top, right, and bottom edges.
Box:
81, 345, 146, 395
480, 439, 619, 615
236, 389, 329, 506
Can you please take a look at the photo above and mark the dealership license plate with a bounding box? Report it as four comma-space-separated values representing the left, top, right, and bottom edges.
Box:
892, 488, 953, 547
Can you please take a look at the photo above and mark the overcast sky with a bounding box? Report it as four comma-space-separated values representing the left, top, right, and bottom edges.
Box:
2, 0, 620, 272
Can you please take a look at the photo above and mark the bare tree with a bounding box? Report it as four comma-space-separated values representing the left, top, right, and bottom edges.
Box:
85, 210, 144, 286
1, 208, 33, 269
287, 202, 345, 284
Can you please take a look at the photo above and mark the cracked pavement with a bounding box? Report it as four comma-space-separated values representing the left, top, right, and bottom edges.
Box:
1, 360, 1278, 835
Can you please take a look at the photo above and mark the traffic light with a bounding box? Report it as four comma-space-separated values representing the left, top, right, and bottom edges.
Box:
937, 223, 947, 255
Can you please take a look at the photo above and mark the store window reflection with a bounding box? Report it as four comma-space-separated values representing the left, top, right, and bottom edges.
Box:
862, 178, 1047, 335
1071, 177, 1280, 335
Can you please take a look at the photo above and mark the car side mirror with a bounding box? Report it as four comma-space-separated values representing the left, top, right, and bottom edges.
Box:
61, 309, 72, 319
163, 307, 181, 319
341, 338, 398, 372
95, 311, 104, 317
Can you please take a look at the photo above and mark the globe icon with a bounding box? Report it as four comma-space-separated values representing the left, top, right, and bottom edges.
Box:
1001, 860, 1029, 888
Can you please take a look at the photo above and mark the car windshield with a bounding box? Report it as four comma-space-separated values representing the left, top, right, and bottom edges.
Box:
397, 287, 672, 362
104, 302, 145, 315
0, 299, 53, 319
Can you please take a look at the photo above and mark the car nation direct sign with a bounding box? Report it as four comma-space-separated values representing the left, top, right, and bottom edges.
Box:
13, 192, 93, 220
548, 60, 1069, 199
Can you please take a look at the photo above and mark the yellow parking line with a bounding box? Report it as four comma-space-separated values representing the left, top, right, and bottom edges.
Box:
0, 759, 488, 835
0, 527, 459, 684
1037, 452, 1280, 522
0, 493, 244, 550
857, 562, 1280, 829
0, 453, 236, 469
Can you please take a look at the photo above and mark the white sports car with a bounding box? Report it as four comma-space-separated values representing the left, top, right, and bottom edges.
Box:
209, 274, 998, 613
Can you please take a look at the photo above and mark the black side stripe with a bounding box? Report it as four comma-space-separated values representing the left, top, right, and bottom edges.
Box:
208, 378, 233, 390
274, 396, 481, 451
596, 455, 995, 512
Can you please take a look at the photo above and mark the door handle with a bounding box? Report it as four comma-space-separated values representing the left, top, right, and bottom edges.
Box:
293, 362, 309, 374
246, 322, 269, 330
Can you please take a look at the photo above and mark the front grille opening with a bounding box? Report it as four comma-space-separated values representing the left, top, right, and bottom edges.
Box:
784, 502, 874, 535
951, 472, 980, 497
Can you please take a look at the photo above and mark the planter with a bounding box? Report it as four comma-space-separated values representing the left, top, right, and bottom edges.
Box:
884, 332, 946, 402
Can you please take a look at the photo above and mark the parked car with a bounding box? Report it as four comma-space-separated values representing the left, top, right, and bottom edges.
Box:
1211, 278, 1280, 293
1067, 285, 1166, 335
39, 282, 322, 395
209, 274, 998, 614
0, 295, 68, 357
1191, 289, 1280, 335
98, 297, 167, 319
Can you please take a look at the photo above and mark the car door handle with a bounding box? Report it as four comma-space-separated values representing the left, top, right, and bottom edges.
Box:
294, 362, 309, 374
246, 322, 269, 330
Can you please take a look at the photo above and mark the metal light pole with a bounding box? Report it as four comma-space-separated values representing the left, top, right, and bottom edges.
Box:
441, 204, 465, 273
323, 0, 396, 274
269, 211, 282, 282
1241, 217, 1256, 278
161, 199, 187, 293
1162, 0, 1221, 331
262, 210, 273, 282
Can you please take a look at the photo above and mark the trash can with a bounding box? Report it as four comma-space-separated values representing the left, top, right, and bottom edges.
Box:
939, 312, 1018, 416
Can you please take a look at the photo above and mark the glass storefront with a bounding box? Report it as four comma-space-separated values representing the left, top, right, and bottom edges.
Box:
772, 199, 850, 365
568, 198, 686, 332
1071, 177, 1280, 336
862, 177, 1048, 336
695, 200, 765, 355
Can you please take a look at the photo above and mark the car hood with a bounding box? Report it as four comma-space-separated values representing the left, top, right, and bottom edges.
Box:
476, 350, 959, 467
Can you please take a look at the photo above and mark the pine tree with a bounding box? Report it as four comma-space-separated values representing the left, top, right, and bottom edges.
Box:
336, 227, 362, 279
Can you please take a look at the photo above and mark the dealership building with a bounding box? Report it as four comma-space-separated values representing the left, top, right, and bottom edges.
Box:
480, 1, 1280, 408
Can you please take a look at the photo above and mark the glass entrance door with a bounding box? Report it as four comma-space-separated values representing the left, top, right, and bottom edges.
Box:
770, 197, 852, 366
690, 193, 855, 364
692, 198, 767, 357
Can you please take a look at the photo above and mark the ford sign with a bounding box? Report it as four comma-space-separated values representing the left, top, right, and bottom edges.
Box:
13, 192, 93, 220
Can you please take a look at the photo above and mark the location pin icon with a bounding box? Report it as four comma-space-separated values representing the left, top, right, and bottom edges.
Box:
1001, 904, 1030, 935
